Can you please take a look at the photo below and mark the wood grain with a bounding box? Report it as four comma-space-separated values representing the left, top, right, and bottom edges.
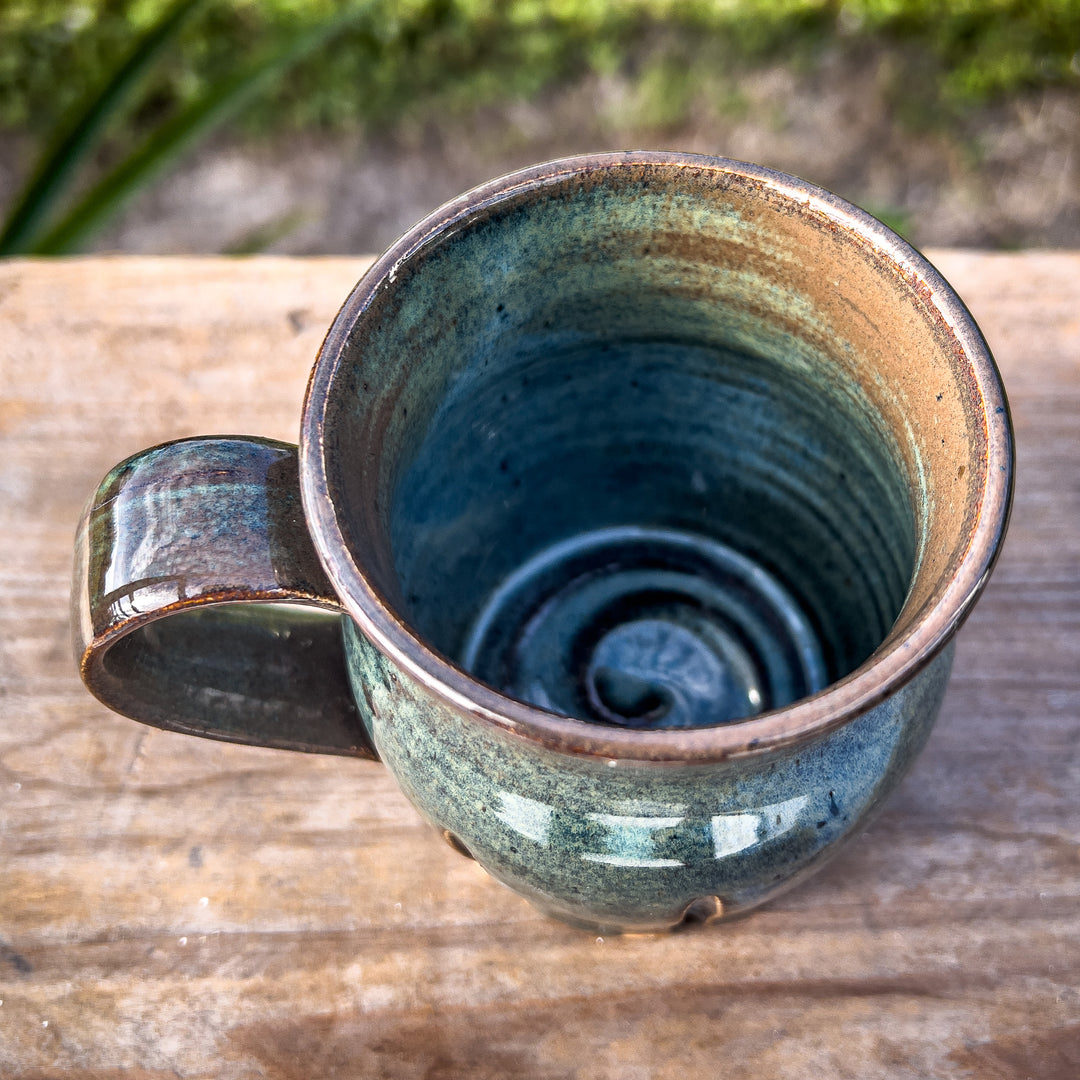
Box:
1, 253, 1077, 1079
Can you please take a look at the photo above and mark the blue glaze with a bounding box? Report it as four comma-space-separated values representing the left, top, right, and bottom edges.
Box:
353, 237, 919, 724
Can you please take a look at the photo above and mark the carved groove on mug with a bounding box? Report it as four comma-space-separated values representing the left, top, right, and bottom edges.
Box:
442, 829, 475, 860
677, 895, 725, 928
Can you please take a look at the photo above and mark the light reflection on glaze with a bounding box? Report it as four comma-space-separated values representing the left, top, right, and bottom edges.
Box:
582, 812, 687, 868
94, 442, 281, 628
711, 794, 809, 858
587, 812, 686, 829
582, 853, 686, 868
492, 791, 814, 867
494, 791, 553, 844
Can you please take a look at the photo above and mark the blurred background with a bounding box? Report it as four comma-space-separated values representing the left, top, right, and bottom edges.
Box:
1, 0, 1077, 258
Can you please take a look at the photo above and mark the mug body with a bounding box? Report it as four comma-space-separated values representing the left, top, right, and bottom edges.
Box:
301, 153, 1011, 930
345, 622, 953, 931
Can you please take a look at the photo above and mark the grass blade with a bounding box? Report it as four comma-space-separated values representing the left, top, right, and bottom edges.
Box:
0, 0, 208, 256
29, 14, 361, 256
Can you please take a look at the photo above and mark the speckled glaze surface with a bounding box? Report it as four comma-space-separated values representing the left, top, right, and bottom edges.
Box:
76, 153, 1013, 932
345, 619, 954, 931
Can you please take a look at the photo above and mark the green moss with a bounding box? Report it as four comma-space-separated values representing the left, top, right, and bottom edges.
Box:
4, 1, 1075, 140
848, 0, 1080, 103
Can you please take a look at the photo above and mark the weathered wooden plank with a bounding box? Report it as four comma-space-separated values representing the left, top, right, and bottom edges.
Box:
1, 253, 1078, 1079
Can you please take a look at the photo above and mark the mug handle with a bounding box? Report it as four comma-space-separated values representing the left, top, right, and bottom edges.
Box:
72, 436, 378, 759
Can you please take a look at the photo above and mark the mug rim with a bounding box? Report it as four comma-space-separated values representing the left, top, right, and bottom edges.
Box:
300, 150, 1013, 763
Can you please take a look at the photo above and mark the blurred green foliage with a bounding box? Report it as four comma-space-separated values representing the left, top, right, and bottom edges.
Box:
1, 1, 1076, 252
0, 1, 364, 253
2, 0, 1077, 139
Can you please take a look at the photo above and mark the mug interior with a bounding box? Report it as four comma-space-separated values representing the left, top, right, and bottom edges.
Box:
311, 157, 994, 734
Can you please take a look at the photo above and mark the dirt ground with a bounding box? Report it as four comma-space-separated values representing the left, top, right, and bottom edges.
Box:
3, 47, 1078, 256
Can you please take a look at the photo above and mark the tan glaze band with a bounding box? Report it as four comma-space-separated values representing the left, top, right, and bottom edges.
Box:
73, 436, 377, 759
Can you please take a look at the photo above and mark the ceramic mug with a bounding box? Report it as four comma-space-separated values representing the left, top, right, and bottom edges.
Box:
74, 152, 1013, 932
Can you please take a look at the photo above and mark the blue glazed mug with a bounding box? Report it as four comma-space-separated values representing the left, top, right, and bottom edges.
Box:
74, 153, 1013, 932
